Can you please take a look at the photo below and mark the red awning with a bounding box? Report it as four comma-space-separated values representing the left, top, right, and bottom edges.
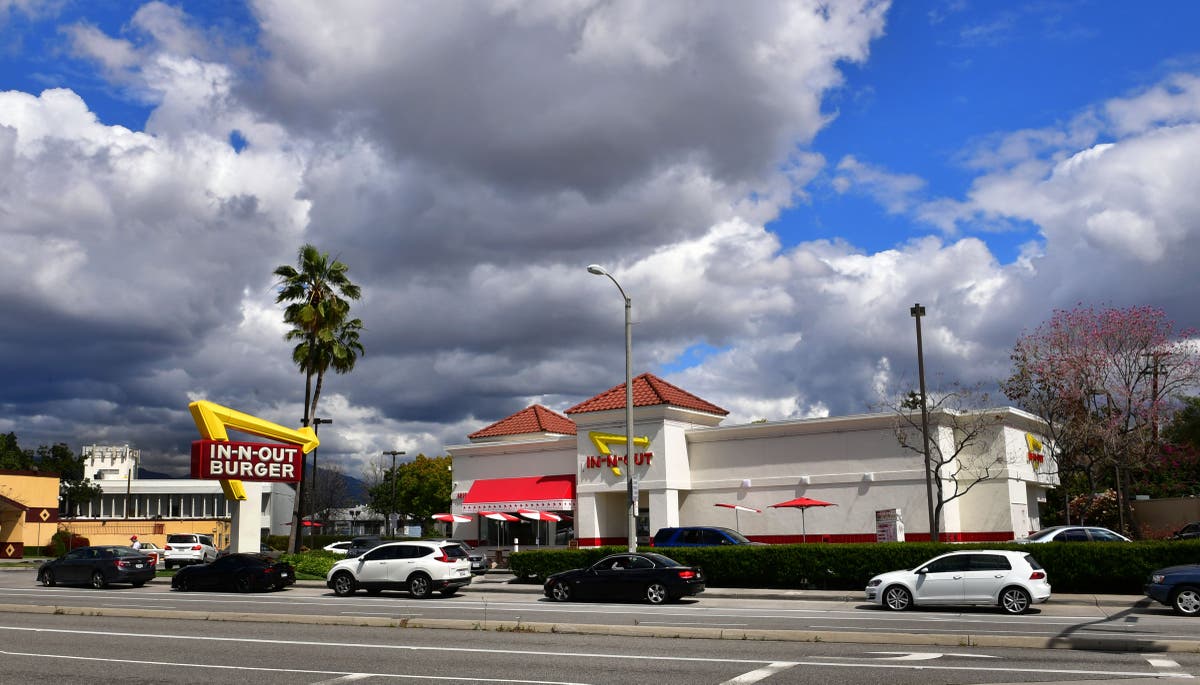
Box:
461, 474, 575, 513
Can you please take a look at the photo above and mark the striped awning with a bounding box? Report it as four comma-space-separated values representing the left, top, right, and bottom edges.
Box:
460, 474, 575, 513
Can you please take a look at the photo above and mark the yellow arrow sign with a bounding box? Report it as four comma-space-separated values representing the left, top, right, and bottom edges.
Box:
588, 431, 650, 477
189, 400, 320, 501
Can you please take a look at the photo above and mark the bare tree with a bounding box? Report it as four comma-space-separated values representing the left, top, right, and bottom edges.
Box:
884, 384, 1012, 540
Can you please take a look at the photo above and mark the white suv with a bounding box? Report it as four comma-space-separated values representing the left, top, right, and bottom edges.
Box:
163, 533, 218, 569
326, 541, 472, 598
865, 549, 1051, 615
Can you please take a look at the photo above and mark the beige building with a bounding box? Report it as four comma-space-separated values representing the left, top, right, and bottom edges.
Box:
447, 373, 1057, 546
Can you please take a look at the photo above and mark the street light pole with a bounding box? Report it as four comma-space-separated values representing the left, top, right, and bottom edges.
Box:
588, 264, 637, 553
910, 303, 938, 543
383, 450, 405, 538
310, 418, 333, 516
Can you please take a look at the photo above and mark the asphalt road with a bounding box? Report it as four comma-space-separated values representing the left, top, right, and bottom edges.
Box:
2, 611, 1197, 684
2, 569, 1199, 653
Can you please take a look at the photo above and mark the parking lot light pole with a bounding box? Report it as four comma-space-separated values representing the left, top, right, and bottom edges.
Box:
383, 450, 405, 538
910, 303, 938, 543
587, 264, 637, 553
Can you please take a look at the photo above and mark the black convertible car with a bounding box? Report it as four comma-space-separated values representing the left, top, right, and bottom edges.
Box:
171, 552, 295, 592
543, 552, 705, 604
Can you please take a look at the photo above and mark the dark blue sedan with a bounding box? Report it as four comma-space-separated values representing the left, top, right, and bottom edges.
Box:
38, 545, 156, 589
1145, 564, 1200, 615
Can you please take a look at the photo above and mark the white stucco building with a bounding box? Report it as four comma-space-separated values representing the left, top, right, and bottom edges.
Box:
446, 373, 1057, 546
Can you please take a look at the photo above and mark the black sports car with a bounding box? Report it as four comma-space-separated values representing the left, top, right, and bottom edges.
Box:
171, 552, 295, 592
38, 545, 156, 589
543, 552, 705, 604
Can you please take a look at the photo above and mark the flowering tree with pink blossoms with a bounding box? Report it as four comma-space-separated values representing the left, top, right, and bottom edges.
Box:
1003, 305, 1200, 535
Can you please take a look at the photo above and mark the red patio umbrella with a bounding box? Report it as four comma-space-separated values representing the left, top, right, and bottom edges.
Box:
714, 503, 761, 532
769, 497, 836, 543
519, 509, 563, 546
480, 511, 519, 545
432, 513, 472, 523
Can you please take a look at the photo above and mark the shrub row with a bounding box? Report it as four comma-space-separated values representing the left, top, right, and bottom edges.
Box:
508, 540, 1200, 595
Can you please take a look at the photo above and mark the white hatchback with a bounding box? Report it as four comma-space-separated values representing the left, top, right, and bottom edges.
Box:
865, 550, 1051, 614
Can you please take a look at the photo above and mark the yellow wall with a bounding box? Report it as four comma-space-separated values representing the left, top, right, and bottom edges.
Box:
0, 470, 63, 555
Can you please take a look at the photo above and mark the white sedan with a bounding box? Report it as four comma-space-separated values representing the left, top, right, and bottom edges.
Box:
323, 541, 352, 555
865, 549, 1051, 615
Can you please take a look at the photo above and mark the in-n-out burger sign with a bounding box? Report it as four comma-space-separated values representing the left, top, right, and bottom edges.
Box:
191, 440, 302, 482
584, 451, 653, 469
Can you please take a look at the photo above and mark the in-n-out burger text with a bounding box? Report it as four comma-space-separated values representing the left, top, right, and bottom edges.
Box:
584, 452, 653, 469
190, 440, 303, 482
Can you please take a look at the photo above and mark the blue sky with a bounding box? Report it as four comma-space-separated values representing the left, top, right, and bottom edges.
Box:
2, 1, 1199, 475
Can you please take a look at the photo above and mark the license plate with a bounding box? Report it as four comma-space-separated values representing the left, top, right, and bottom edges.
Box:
281, 572, 289, 578
455, 569, 467, 577
134, 563, 144, 568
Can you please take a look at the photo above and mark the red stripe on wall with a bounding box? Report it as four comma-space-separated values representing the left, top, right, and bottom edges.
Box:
575, 531, 1019, 547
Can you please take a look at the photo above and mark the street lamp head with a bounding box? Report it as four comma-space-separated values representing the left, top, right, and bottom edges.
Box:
910, 304, 926, 318
587, 264, 608, 276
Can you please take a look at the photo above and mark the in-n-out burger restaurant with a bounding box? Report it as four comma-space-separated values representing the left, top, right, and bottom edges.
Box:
446, 373, 1057, 547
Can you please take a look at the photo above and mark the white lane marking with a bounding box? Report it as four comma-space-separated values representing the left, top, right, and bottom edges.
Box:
0, 648, 587, 684
864, 652, 1000, 661
309, 675, 374, 684
1146, 657, 1193, 678
720, 661, 797, 684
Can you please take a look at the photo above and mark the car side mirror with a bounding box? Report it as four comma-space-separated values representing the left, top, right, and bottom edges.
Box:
916, 567, 929, 574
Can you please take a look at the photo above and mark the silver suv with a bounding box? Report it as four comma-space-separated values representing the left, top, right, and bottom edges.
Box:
326, 541, 472, 598
163, 533, 218, 569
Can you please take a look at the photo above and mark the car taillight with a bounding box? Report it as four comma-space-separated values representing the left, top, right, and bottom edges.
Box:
434, 549, 452, 563
677, 570, 696, 579
116, 559, 130, 568
1030, 570, 1046, 580
164, 545, 173, 550
191, 545, 202, 551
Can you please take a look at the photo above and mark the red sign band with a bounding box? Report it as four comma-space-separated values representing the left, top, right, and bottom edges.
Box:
190, 440, 303, 482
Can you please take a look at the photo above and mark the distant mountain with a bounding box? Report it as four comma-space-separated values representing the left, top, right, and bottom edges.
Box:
135, 464, 370, 505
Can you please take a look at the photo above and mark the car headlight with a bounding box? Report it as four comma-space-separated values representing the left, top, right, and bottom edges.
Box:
1151, 574, 1166, 584
867, 579, 881, 587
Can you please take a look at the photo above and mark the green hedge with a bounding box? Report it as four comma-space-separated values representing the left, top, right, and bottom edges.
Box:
508, 541, 1200, 594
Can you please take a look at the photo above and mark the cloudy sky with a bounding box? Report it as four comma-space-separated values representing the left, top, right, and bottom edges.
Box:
3, 1, 1199, 479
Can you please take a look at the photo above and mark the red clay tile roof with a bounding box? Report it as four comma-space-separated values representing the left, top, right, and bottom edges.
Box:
565, 373, 728, 416
468, 404, 577, 439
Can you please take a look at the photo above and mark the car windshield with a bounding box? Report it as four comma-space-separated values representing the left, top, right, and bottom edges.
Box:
717, 527, 752, 544
642, 553, 681, 567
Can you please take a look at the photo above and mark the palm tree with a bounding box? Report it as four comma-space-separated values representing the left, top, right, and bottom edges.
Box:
286, 316, 365, 420
274, 244, 362, 552
274, 244, 362, 424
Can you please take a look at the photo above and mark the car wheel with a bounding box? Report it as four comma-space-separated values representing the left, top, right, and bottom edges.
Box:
645, 582, 669, 605
90, 571, 107, 590
235, 573, 253, 593
1000, 586, 1032, 615
551, 582, 572, 602
882, 585, 912, 611
175, 576, 191, 592
1172, 586, 1200, 616
40, 570, 55, 587
331, 571, 357, 597
408, 573, 433, 599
